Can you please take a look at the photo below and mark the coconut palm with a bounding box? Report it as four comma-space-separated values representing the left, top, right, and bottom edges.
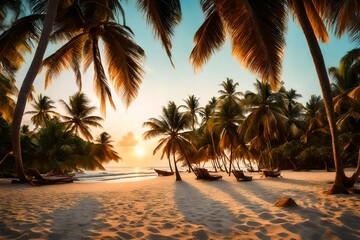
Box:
180, 94, 201, 131
280, 88, 306, 140
208, 97, 244, 175
143, 101, 193, 181
60, 92, 103, 141
25, 94, 59, 128
239, 80, 287, 170
0, 72, 18, 122
92, 132, 121, 164
218, 78, 242, 104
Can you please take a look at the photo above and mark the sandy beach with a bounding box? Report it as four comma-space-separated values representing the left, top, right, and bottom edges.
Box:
0, 170, 359, 240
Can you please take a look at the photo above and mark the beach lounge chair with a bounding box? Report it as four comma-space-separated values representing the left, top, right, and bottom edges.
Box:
261, 170, 282, 178
25, 169, 74, 185
193, 168, 222, 181
154, 169, 174, 176
232, 170, 253, 181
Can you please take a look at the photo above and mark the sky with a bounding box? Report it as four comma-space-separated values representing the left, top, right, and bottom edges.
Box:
16, 1, 357, 169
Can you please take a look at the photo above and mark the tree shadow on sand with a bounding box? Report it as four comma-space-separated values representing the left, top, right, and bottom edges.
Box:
42, 196, 105, 239
174, 181, 237, 236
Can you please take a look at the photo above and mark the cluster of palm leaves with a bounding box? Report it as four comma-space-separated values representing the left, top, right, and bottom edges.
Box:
0, 92, 120, 175
144, 49, 360, 180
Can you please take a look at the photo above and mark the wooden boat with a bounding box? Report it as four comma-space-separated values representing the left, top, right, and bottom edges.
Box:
154, 169, 174, 176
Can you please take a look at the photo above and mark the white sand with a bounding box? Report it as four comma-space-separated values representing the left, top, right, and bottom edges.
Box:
0, 170, 359, 240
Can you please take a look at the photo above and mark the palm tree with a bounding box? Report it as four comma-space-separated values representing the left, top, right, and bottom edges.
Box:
92, 132, 121, 164
180, 94, 201, 130
60, 92, 103, 141
143, 101, 193, 181
25, 94, 59, 128
0, 72, 18, 122
280, 88, 306, 140
12, 0, 60, 182
218, 78, 242, 104
303, 95, 327, 136
209, 97, 244, 175
329, 48, 360, 96
40, 0, 145, 115
239, 80, 287, 170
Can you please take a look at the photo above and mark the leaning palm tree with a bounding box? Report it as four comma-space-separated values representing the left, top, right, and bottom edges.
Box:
92, 132, 121, 165
143, 101, 193, 181
60, 92, 103, 141
11, 0, 60, 182
25, 94, 59, 129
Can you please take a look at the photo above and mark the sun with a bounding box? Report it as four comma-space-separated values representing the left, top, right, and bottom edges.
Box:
135, 147, 145, 157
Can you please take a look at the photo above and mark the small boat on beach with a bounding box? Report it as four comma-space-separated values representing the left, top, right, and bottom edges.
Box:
154, 169, 174, 176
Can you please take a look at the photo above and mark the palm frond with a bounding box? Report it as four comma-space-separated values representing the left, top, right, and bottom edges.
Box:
303, 0, 328, 43
137, 0, 181, 66
215, 0, 287, 89
92, 33, 115, 115
190, 3, 225, 70
0, 14, 43, 75
41, 33, 87, 89
102, 23, 145, 108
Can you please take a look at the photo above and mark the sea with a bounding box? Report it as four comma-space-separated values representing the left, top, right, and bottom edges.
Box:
73, 166, 181, 183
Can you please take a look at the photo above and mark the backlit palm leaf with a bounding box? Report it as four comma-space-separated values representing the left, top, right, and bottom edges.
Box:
214, 0, 287, 89
0, 15, 42, 76
190, 1, 225, 70
102, 23, 145, 109
41, 33, 88, 89
137, 0, 181, 66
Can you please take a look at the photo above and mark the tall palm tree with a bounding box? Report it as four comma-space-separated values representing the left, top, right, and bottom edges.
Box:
92, 132, 121, 164
25, 94, 59, 128
239, 80, 287, 170
143, 101, 193, 181
209, 97, 244, 175
12, 0, 60, 182
40, 0, 145, 115
0, 72, 18, 122
60, 92, 103, 141
180, 94, 201, 130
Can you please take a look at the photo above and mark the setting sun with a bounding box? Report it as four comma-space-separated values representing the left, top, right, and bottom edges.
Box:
135, 147, 144, 157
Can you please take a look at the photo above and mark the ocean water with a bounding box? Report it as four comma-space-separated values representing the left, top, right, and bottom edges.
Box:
74, 166, 174, 183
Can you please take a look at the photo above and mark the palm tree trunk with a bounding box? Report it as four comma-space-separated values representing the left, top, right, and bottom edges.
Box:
173, 153, 182, 181
167, 156, 174, 172
292, 0, 348, 194
228, 144, 233, 176
11, 0, 60, 182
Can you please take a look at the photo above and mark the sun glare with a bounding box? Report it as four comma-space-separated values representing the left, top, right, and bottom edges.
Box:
135, 147, 145, 157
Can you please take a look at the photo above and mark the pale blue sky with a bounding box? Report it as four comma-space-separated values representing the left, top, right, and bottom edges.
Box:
17, 1, 357, 168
